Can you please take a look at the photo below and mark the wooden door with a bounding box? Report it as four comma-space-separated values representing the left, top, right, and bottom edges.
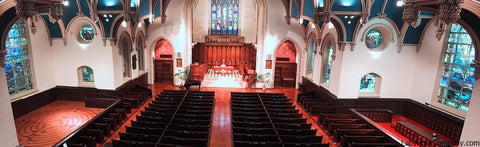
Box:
155, 60, 173, 83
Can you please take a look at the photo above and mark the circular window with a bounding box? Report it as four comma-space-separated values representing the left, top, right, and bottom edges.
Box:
365, 29, 383, 49
79, 24, 94, 43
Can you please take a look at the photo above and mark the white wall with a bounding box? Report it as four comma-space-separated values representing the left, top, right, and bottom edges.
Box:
0, 68, 19, 146
460, 81, 480, 141
410, 21, 444, 104
147, 0, 187, 85
337, 18, 416, 98
51, 17, 115, 89
265, 1, 305, 88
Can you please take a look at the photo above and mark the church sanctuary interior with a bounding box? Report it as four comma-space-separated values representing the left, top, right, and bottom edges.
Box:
2, 0, 480, 146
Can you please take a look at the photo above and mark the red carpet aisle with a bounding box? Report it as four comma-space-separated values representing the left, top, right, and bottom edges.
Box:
15, 101, 103, 147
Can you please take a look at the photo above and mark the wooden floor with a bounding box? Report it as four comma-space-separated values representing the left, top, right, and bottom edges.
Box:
15, 100, 104, 147
14, 83, 335, 147
104, 83, 336, 147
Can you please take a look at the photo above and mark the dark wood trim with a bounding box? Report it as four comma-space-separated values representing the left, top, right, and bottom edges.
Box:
11, 87, 57, 119
11, 73, 149, 119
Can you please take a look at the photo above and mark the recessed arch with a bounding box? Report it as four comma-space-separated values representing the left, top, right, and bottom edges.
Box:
274, 40, 298, 87
119, 31, 133, 78
320, 33, 336, 85
153, 38, 174, 83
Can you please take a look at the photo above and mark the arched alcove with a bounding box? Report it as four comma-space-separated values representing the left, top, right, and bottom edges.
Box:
274, 40, 297, 87
154, 39, 174, 83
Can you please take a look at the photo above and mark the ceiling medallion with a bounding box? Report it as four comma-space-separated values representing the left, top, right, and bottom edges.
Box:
15, 0, 36, 19
49, 2, 63, 22
438, 0, 463, 25
402, 2, 420, 28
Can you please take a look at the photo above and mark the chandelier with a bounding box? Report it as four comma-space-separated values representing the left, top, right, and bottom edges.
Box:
15, 0, 36, 19
49, 2, 63, 22
438, 0, 463, 25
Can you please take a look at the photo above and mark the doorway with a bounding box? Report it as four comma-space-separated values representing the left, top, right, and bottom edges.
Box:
154, 39, 174, 83
274, 40, 297, 87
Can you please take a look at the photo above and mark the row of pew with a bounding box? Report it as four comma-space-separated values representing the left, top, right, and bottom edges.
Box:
231, 92, 329, 147
112, 90, 214, 147
297, 92, 400, 147
58, 85, 152, 147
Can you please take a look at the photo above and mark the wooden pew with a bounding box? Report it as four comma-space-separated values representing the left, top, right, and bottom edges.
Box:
332, 129, 377, 142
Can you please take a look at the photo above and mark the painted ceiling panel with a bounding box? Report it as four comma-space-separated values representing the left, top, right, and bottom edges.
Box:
302, 19, 310, 28
384, 0, 404, 31
154, 0, 161, 18
0, 8, 16, 40
38, 9, 49, 13
41, 15, 63, 38
461, 10, 480, 44
79, 0, 91, 17
420, 11, 434, 16
98, 0, 123, 11
337, 15, 359, 42
139, 0, 150, 18
332, 0, 361, 12
130, 0, 137, 12
62, 0, 80, 28
369, 0, 383, 19
403, 18, 431, 44
303, 0, 314, 18
330, 19, 344, 41
317, 0, 324, 12
99, 14, 118, 38
291, 0, 298, 18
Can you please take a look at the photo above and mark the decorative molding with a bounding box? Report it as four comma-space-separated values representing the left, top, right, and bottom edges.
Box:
323, 11, 331, 23
15, 0, 36, 19
360, 12, 369, 24
438, 0, 463, 25
435, 18, 446, 41
0, 50, 7, 68
349, 42, 356, 51
314, 13, 321, 24
49, 2, 63, 23
49, 38, 53, 46
110, 38, 117, 46
102, 38, 108, 46
470, 60, 480, 80
402, 2, 420, 28
397, 44, 403, 53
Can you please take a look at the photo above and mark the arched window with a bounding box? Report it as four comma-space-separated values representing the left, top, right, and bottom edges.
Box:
137, 33, 145, 71
359, 73, 381, 97
437, 23, 476, 112
306, 38, 316, 76
4, 18, 34, 96
78, 66, 94, 87
321, 43, 334, 84
211, 0, 239, 35
120, 33, 132, 78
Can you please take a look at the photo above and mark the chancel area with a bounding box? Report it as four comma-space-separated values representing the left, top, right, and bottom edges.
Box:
1, 0, 480, 146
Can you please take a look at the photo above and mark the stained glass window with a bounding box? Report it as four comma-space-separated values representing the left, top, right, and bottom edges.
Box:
79, 24, 94, 42
211, 0, 238, 35
437, 23, 476, 112
321, 44, 333, 84
360, 73, 376, 93
4, 18, 34, 95
82, 67, 94, 82
365, 29, 383, 49
307, 40, 316, 75
137, 35, 145, 71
